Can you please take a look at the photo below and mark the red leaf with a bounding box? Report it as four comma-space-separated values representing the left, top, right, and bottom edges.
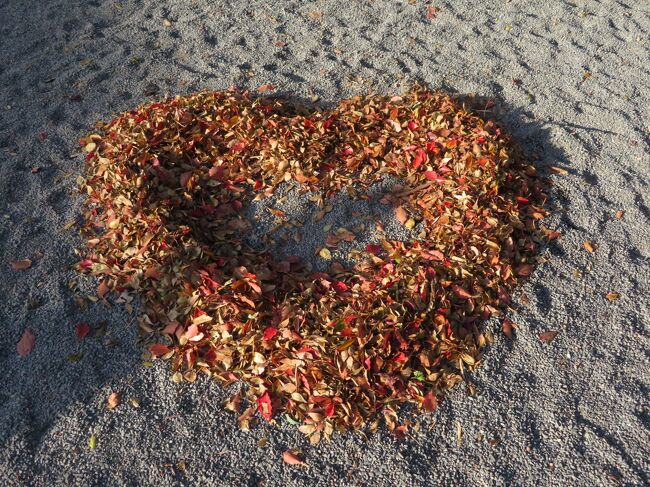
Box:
452, 285, 472, 300
325, 401, 336, 417
78, 259, 93, 269
366, 244, 382, 255
75, 323, 91, 339
424, 171, 445, 183
282, 450, 305, 465
16, 328, 35, 356
423, 390, 438, 412
263, 326, 278, 341
149, 343, 171, 357
257, 392, 273, 420
257, 84, 275, 93
412, 148, 427, 169
333, 281, 348, 294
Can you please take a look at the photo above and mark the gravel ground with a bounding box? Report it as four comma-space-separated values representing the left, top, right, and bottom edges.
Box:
0, 1, 649, 486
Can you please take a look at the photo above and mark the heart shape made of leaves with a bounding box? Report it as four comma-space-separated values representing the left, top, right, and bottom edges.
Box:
78, 85, 549, 441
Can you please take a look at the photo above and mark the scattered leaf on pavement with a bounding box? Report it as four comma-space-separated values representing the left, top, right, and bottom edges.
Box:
11, 259, 32, 270
282, 450, 305, 465
539, 331, 558, 344
16, 328, 35, 356
107, 392, 121, 410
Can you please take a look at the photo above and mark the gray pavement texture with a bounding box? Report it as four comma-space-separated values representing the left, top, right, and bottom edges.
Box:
0, 1, 649, 486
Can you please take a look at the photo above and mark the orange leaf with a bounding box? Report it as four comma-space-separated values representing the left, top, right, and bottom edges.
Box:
549, 166, 569, 175
257, 84, 275, 93
583, 241, 595, 253
282, 450, 305, 465
394, 206, 408, 224
16, 328, 35, 356
97, 280, 110, 298
107, 392, 121, 410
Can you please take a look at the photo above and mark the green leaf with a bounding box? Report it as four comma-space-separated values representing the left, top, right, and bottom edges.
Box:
413, 370, 425, 381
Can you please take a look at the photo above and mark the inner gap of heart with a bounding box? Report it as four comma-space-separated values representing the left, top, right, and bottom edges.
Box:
244, 176, 423, 271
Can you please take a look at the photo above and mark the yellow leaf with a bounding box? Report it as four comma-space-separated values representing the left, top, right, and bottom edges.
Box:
318, 248, 331, 260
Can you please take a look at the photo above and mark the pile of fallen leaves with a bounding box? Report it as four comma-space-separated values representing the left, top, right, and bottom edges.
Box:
77, 85, 551, 442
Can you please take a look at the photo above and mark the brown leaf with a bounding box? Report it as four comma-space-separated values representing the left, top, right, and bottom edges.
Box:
107, 392, 121, 410
615, 210, 624, 219
516, 264, 534, 277
423, 390, 438, 412
282, 450, 305, 465
10, 259, 32, 270
538, 331, 558, 344
502, 318, 514, 339
16, 328, 35, 356
605, 292, 620, 302
583, 241, 595, 253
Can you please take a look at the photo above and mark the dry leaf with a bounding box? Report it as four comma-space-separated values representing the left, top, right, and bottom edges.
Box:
16, 328, 35, 356
10, 259, 32, 270
539, 331, 558, 344
615, 210, 624, 219
282, 450, 305, 465
97, 280, 110, 298
107, 392, 121, 410
74, 85, 551, 438
605, 292, 620, 302
582, 241, 595, 253
257, 84, 275, 93
502, 318, 514, 339
549, 166, 569, 176
318, 247, 331, 260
